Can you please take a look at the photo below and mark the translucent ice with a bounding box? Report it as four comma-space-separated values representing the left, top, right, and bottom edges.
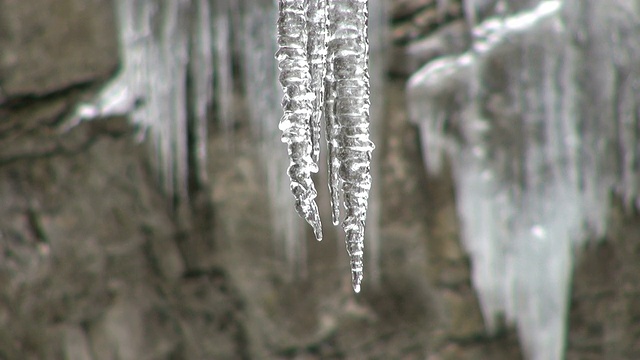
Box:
276, 0, 375, 291
276, 0, 323, 241
326, 0, 374, 292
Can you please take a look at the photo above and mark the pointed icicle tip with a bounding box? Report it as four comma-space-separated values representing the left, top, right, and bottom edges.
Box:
352, 282, 361, 293
313, 223, 323, 241
352, 272, 362, 293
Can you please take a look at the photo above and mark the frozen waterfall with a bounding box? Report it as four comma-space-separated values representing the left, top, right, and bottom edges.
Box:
408, 0, 640, 359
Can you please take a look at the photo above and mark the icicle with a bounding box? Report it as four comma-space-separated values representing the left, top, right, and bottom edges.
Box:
276, 0, 323, 241
307, 0, 328, 166
276, 0, 374, 291
324, 43, 342, 226
73, 0, 377, 292
327, 0, 374, 293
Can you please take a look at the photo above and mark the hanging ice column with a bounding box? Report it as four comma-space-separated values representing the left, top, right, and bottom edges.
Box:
276, 0, 374, 292
327, 0, 374, 293
408, 0, 640, 359
71, 0, 216, 197
276, 0, 324, 241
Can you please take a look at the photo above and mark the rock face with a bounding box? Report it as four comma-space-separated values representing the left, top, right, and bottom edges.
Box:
0, 1, 246, 359
0, 0, 119, 98
0, 115, 249, 359
568, 201, 640, 359
0, 0, 639, 360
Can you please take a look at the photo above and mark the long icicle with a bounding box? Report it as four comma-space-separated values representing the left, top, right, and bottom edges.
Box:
327, 0, 374, 293
276, 0, 323, 241
307, 0, 328, 166
323, 1, 342, 226
277, 0, 373, 292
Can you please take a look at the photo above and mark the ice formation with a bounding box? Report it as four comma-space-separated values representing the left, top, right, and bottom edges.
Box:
326, 0, 375, 292
277, 0, 375, 292
71, 0, 213, 197
408, 0, 640, 359
363, 0, 386, 286
276, 0, 324, 240
73, 0, 381, 292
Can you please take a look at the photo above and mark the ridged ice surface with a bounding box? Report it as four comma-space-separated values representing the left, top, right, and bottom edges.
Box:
277, 0, 374, 292
276, 0, 323, 241
326, 0, 374, 292
307, 0, 328, 165
74, 0, 378, 293
408, 0, 640, 359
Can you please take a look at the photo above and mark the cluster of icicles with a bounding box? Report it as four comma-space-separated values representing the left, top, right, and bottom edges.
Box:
276, 0, 374, 293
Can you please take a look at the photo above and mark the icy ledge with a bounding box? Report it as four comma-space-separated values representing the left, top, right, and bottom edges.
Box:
407, 0, 640, 359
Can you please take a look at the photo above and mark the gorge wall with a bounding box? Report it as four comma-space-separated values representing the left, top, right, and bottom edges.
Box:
1, 0, 639, 359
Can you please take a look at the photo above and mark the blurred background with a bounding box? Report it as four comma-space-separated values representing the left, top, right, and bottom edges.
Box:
1, 0, 639, 359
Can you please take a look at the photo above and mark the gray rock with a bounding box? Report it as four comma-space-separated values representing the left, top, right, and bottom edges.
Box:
88, 296, 144, 360
390, 20, 471, 76
61, 325, 94, 360
0, 0, 118, 98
